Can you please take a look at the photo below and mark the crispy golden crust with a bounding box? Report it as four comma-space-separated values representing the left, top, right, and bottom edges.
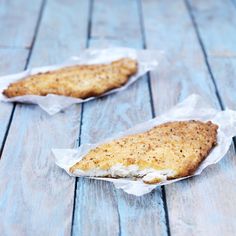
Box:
70, 120, 218, 184
3, 58, 137, 99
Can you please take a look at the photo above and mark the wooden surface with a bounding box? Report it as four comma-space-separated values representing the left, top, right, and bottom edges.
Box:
0, 0, 88, 235
0, 0, 236, 235
143, 1, 236, 235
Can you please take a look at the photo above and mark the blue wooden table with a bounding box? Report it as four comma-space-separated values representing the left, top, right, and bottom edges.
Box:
0, 0, 236, 235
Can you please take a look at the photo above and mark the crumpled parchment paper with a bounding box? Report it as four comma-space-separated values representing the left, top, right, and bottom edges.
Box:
0, 48, 162, 115
53, 94, 236, 196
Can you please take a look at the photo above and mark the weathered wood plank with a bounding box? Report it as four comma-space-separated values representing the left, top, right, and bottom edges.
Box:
188, 0, 236, 109
0, 0, 43, 153
0, 0, 90, 235
188, 0, 236, 57
0, 48, 28, 151
90, 0, 142, 48
142, 0, 236, 235
142, 0, 218, 112
73, 178, 119, 236
187, 2, 236, 233
29, 0, 89, 65
0, 0, 42, 48
208, 57, 236, 109
0, 105, 81, 236
72, 0, 168, 235
0, 49, 28, 77
116, 187, 167, 236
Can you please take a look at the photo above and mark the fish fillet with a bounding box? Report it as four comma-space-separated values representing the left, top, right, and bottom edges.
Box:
3, 58, 137, 99
70, 120, 218, 184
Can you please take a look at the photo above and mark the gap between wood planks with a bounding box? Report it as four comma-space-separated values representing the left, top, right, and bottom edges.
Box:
138, 0, 172, 235
1, 0, 234, 234
185, 0, 224, 109
72, 0, 170, 235
185, 0, 236, 151
0, 0, 47, 159
70, 0, 93, 234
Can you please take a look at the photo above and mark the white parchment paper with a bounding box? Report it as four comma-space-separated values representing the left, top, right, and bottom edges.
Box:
52, 94, 236, 196
0, 48, 162, 115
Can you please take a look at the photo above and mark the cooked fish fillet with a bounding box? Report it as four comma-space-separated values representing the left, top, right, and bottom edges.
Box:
70, 120, 218, 184
3, 58, 137, 99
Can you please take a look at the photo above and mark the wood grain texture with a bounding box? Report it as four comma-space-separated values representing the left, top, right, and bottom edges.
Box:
208, 57, 236, 109
0, 0, 90, 235
188, 0, 236, 57
0, 0, 42, 48
0, 105, 80, 236
142, 0, 236, 235
29, 0, 89, 66
142, 0, 218, 113
1, 0, 235, 235
90, 0, 142, 48
0, 48, 28, 150
188, 0, 236, 110
72, 0, 168, 235
187, 2, 236, 233
73, 178, 119, 236
0, 0, 43, 153
116, 188, 167, 236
